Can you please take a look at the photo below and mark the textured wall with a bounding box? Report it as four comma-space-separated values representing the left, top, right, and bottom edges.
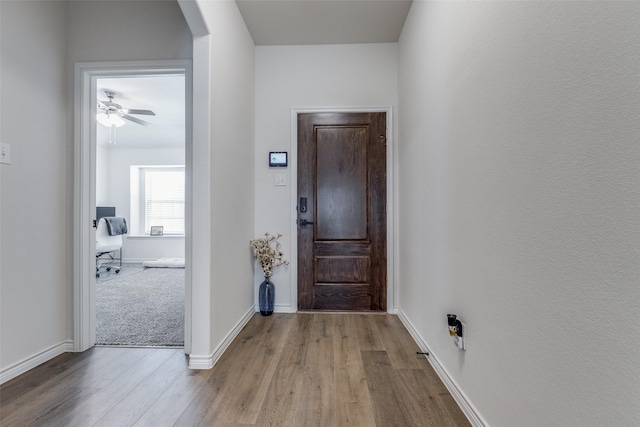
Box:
398, 1, 640, 425
67, 0, 192, 63
1, 0, 69, 373
192, 0, 257, 357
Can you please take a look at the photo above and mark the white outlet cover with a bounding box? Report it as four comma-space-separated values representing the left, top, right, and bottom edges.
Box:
456, 321, 466, 350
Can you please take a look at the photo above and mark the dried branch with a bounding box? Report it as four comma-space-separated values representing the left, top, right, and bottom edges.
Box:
250, 232, 289, 278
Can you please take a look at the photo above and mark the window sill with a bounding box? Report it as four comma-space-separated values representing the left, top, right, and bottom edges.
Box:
127, 235, 185, 239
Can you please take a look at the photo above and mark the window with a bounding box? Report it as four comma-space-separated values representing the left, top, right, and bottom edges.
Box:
132, 166, 185, 236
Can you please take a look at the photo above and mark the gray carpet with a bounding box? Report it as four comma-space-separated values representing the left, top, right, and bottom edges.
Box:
96, 267, 185, 346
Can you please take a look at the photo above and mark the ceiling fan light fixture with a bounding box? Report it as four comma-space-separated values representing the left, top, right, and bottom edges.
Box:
96, 112, 125, 128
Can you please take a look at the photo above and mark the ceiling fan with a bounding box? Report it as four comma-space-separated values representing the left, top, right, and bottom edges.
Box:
97, 90, 156, 127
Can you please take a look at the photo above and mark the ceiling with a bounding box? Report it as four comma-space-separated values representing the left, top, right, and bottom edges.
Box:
236, 0, 413, 46
96, 1, 412, 148
96, 75, 185, 148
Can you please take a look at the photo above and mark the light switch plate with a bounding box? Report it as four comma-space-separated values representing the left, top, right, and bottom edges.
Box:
1, 143, 10, 165
274, 172, 287, 186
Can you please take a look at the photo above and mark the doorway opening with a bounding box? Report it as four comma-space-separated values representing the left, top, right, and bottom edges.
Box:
94, 74, 186, 347
74, 61, 192, 352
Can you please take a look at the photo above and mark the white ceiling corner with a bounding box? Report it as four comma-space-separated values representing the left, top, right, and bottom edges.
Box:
236, 0, 413, 46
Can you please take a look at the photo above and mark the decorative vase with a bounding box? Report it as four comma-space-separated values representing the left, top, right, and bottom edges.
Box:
259, 277, 274, 316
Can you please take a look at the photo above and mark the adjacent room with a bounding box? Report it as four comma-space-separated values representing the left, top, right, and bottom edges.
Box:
94, 74, 186, 347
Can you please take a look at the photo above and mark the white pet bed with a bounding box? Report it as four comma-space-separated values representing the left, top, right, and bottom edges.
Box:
142, 257, 185, 268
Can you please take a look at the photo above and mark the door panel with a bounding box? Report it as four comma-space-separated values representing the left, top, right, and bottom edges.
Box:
298, 112, 386, 311
316, 127, 368, 240
316, 256, 370, 283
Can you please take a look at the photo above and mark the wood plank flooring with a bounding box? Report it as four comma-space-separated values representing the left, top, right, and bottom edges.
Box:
0, 313, 470, 426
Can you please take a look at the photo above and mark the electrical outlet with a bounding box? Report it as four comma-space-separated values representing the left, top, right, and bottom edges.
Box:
1, 143, 11, 165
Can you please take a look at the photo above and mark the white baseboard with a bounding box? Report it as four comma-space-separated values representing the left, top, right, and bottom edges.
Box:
274, 305, 297, 314
122, 258, 155, 263
252, 304, 297, 314
188, 354, 215, 370
0, 340, 74, 385
188, 306, 255, 370
396, 310, 487, 427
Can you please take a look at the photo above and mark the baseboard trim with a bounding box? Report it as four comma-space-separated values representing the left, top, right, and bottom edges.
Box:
274, 305, 297, 314
396, 310, 487, 427
0, 340, 74, 385
188, 306, 255, 370
252, 304, 297, 314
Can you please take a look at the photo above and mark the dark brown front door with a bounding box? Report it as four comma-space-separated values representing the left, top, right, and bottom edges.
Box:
297, 112, 387, 311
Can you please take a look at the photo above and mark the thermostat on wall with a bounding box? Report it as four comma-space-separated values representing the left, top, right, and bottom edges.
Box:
269, 151, 288, 167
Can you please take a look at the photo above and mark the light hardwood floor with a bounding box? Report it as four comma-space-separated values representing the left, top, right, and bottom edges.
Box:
0, 313, 470, 426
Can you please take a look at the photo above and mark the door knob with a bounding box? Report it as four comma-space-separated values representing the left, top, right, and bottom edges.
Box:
298, 218, 314, 227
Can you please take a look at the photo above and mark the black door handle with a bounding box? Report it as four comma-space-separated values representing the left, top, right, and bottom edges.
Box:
298, 218, 314, 227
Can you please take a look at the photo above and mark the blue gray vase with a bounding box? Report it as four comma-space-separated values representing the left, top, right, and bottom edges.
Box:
259, 278, 274, 316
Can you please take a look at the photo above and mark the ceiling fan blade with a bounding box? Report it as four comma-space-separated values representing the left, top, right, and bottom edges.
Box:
122, 114, 151, 127
125, 109, 156, 116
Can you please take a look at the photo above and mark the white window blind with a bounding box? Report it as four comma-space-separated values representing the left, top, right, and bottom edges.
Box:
144, 168, 185, 235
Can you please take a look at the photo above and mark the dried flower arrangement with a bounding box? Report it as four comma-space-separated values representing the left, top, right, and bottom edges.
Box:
250, 232, 289, 278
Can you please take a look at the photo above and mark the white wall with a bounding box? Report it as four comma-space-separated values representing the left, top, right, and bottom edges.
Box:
96, 145, 110, 205
398, 2, 640, 426
184, 0, 256, 365
254, 43, 398, 311
67, 0, 192, 63
99, 147, 185, 262
0, 1, 70, 375
209, 1, 255, 359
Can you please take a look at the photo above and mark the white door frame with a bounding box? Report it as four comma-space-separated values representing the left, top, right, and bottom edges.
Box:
73, 60, 193, 352
290, 106, 396, 313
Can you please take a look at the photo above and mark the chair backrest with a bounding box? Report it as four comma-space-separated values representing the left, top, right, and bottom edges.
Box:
96, 218, 122, 252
